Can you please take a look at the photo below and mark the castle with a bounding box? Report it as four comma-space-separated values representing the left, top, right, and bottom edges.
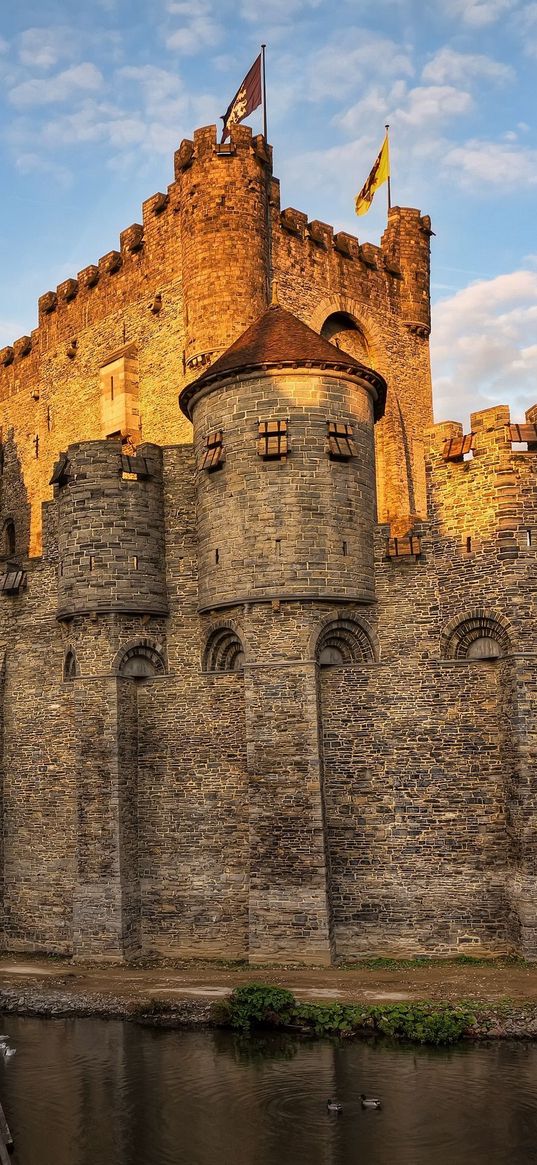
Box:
0, 122, 535, 965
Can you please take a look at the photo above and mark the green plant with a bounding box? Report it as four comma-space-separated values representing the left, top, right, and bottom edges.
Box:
227, 983, 296, 1031
225, 984, 474, 1044
294, 1002, 362, 1036
368, 1003, 474, 1045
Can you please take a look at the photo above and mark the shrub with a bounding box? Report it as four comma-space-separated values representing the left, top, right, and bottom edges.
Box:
225, 984, 474, 1044
227, 983, 295, 1031
369, 1002, 473, 1045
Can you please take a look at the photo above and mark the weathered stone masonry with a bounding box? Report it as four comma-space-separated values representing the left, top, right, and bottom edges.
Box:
0, 121, 535, 964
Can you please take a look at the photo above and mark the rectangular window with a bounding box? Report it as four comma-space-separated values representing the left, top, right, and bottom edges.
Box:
201, 431, 225, 471
100, 347, 139, 441
443, 433, 474, 461
257, 419, 288, 460
0, 570, 26, 594
49, 454, 69, 487
387, 536, 421, 558
509, 423, 537, 451
327, 421, 357, 461
121, 454, 149, 479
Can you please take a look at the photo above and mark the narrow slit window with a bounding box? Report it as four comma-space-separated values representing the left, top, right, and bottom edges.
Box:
110, 375, 114, 401
89, 555, 94, 572
327, 421, 357, 461
215, 548, 220, 565
342, 540, 348, 556
526, 529, 533, 547
201, 430, 225, 471
466, 536, 472, 554
257, 419, 288, 460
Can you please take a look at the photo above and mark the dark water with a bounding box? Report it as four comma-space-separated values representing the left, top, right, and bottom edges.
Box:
1, 1017, 537, 1165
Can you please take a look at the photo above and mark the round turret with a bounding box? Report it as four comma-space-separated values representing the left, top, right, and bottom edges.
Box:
180, 304, 386, 612
175, 124, 272, 378
54, 440, 168, 620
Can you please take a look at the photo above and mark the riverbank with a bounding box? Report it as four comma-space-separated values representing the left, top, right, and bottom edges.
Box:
2, 954, 537, 1038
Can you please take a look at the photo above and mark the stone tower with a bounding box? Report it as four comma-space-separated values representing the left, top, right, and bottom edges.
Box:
180, 302, 386, 963
175, 124, 272, 379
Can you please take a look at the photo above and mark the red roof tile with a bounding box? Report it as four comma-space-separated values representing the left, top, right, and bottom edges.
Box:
179, 304, 386, 419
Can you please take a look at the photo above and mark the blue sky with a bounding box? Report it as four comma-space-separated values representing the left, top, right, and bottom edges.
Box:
0, 0, 536, 424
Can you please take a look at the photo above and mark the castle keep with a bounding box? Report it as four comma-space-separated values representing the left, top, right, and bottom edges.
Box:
0, 123, 535, 965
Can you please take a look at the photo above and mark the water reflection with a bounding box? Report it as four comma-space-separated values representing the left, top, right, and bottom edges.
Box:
0, 1017, 536, 1164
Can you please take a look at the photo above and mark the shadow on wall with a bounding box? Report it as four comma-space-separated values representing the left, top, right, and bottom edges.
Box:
0, 430, 31, 563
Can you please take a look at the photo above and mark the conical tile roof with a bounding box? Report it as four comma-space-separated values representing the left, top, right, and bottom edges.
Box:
179, 303, 386, 419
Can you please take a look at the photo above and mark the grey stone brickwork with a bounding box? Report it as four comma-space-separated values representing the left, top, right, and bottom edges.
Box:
0, 122, 534, 965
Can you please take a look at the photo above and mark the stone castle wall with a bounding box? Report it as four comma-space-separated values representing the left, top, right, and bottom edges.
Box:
0, 407, 535, 960
0, 122, 535, 964
0, 124, 431, 557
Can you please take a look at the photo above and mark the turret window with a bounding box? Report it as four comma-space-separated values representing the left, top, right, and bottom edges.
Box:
257, 419, 288, 460
204, 626, 245, 672
201, 430, 225, 471
327, 421, 357, 461
63, 650, 78, 681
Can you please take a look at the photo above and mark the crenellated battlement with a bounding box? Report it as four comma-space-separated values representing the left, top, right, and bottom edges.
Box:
424, 403, 537, 561
426, 403, 537, 458
0, 123, 431, 368
0, 120, 434, 556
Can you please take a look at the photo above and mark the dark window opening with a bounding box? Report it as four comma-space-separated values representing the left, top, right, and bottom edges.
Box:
3, 520, 15, 557
201, 431, 225, 471
257, 419, 288, 460
63, 650, 78, 681
327, 421, 357, 461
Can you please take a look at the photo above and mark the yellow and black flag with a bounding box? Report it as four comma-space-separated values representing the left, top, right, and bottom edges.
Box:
355, 132, 390, 216
221, 54, 263, 142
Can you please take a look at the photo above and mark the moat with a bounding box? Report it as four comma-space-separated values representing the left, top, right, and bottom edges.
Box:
1, 1017, 537, 1164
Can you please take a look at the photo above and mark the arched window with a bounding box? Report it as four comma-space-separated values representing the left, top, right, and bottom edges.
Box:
117, 642, 165, 678
442, 612, 511, 660
204, 627, 245, 672
316, 618, 376, 667
2, 519, 15, 558
320, 313, 369, 363
63, 649, 78, 681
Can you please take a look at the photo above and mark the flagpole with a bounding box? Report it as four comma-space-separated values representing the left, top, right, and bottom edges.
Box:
385, 123, 392, 212
261, 44, 268, 141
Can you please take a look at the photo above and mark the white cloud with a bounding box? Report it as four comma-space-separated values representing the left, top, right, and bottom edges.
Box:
9, 63, 104, 108
516, 1, 537, 54
0, 36, 8, 54
18, 27, 76, 70
165, 0, 221, 53
307, 29, 413, 101
15, 152, 72, 187
40, 100, 146, 148
239, 0, 321, 18
431, 271, 537, 421
422, 47, 514, 85
442, 0, 516, 26
118, 64, 184, 107
394, 85, 473, 128
442, 139, 537, 189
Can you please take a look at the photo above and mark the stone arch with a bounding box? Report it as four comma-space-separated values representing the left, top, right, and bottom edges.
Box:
320, 312, 370, 363
203, 623, 245, 673
441, 610, 512, 660
63, 649, 78, 681
308, 296, 383, 369
314, 615, 377, 667
114, 638, 166, 678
